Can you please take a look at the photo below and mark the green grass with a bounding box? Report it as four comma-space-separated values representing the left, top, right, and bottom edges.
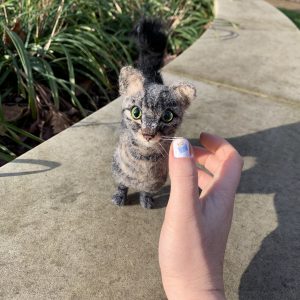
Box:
279, 8, 300, 29
0, 0, 214, 164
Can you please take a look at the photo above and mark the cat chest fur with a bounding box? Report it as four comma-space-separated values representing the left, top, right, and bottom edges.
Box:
112, 138, 168, 193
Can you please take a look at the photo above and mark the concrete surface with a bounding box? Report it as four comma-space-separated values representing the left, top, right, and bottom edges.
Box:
0, 0, 300, 299
164, 0, 300, 104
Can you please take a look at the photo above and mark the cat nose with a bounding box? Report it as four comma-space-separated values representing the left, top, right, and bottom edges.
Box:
142, 126, 156, 141
142, 133, 155, 141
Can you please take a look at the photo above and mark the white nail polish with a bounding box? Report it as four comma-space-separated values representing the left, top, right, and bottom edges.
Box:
173, 138, 191, 158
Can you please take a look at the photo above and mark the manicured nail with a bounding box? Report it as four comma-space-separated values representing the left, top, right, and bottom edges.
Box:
173, 138, 192, 158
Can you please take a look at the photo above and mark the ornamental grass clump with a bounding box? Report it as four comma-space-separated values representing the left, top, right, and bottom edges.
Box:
0, 0, 213, 164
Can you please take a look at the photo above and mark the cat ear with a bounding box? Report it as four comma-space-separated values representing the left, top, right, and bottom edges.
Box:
171, 82, 196, 109
119, 66, 145, 96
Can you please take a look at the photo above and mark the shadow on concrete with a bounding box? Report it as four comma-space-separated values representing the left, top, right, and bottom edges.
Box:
227, 122, 299, 299
0, 159, 61, 177
190, 122, 300, 299
209, 18, 240, 41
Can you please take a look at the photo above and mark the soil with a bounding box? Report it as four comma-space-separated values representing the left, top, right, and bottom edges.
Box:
265, 0, 300, 11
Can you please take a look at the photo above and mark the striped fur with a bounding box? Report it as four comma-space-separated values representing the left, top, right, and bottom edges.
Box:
112, 67, 196, 208
112, 18, 195, 208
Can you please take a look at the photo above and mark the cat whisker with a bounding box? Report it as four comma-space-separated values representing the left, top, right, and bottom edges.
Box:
159, 138, 173, 144
157, 143, 166, 158
161, 136, 184, 140
158, 142, 169, 157
160, 137, 175, 140
160, 139, 173, 143
161, 138, 179, 141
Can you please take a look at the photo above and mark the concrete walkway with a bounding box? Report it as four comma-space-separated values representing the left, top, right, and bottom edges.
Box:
1, 0, 299, 299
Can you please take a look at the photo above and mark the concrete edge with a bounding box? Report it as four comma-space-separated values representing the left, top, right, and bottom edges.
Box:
1, 0, 299, 167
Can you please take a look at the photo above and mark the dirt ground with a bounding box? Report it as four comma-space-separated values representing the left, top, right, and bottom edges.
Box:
266, 0, 300, 11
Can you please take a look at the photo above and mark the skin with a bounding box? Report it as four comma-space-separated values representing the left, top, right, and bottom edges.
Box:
159, 133, 244, 299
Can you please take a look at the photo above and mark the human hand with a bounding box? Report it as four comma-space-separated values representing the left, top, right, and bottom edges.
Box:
159, 133, 243, 300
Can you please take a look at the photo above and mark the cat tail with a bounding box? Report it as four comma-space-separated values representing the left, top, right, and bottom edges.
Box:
132, 18, 168, 84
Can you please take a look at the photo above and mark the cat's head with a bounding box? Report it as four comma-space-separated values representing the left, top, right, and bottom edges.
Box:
119, 66, 196, 146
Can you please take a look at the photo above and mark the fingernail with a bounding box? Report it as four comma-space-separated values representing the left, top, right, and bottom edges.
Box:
173, 138, 192, 158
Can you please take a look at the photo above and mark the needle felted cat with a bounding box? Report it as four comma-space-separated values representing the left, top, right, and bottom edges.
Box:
112, 18, 196, 208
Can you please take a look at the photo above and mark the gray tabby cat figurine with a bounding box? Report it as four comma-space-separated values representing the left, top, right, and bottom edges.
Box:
112, 18, 196, 208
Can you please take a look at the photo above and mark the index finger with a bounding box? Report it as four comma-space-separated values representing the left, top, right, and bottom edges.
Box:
200, 132, 239, 161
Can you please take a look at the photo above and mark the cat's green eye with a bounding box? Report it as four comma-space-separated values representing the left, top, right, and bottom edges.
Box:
162, 110, 174, 123
131, 106, 142, 120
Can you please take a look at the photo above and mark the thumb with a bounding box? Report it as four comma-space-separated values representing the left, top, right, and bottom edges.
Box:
166, 138, 199, 221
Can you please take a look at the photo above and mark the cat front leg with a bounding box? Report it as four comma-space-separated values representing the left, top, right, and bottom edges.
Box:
139, 191, 154, 209
112, 184, 128, 206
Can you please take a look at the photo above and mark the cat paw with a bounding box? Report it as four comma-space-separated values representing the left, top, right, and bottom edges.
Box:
140, 194, 154, 209
112, 193, 126, 206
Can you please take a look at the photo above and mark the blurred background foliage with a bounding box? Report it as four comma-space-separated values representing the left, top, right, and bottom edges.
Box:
279, 8, 300, 29
0, 0, 213, 164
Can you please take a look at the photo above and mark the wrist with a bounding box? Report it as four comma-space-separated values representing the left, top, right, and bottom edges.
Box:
193, 290, 226, 300
162, 273, 225, 300
165, 286, 226, 300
